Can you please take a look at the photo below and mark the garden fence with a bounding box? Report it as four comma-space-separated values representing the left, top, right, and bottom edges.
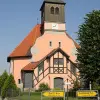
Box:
0, 89, 99, 100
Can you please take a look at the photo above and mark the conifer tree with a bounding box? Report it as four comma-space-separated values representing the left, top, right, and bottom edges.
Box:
0, 71, 8, 94
1, 74, 17, 99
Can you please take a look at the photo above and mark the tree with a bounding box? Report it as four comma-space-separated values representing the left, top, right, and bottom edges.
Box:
1, 74, 17, 99
0, 71, 8, 94
77, 10, 100, 84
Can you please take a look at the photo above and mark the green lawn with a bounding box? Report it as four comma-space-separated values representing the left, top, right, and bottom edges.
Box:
7, 92, 96, 100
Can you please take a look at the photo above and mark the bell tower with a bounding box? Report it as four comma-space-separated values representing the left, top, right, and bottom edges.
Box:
40, 0, 66, 33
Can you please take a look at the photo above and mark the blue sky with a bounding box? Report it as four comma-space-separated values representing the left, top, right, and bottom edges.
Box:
0, 0, 100, 75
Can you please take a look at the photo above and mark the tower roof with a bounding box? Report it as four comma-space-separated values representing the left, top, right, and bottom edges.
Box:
44, 0, 65, 4
40, 0, 66, 11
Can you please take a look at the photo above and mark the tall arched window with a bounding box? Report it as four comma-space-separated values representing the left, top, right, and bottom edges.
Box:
55, 7, 59, 15
51, 7, 54, 14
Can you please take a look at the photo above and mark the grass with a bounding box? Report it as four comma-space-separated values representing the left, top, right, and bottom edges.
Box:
7, 92, 96, 100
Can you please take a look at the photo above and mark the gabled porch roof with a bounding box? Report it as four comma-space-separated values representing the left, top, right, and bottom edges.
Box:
22, 48, 77, 71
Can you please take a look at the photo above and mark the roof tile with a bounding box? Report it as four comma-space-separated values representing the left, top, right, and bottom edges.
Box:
22, 62, 39, 71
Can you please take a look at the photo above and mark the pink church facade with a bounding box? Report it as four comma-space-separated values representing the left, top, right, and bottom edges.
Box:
7, 0, 80, 91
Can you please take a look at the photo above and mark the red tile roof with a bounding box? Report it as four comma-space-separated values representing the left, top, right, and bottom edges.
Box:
22, 48, 58, 71
22, 62, 39, 71
7, 24, 41, 62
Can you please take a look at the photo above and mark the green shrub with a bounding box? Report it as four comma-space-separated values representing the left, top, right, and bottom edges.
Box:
6, 88, 20, 97
92, 81, 100, 94
73, 79, 81, 91
35, 89, 40, 92
0, 71, 8, 95
68, 89, 76, 97
38, 83, 50, 92
1, 74, 17, 99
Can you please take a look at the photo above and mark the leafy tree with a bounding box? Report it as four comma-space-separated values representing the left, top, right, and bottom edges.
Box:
0, 71, 8, 95
92, 78, 100, 91
92, 82, 100, 90
77, 10, 100, 84
1, 74, 17, 99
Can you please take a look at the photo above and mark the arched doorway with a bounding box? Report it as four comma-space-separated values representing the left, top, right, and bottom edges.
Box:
54, 77, 63, 90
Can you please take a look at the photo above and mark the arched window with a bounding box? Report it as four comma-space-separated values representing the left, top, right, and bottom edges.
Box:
55, 7, 59, 15
51, 7, 54, 14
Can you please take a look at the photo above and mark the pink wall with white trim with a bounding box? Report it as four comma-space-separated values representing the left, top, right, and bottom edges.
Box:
31, 31, 77, 63
10, 58, 31, 86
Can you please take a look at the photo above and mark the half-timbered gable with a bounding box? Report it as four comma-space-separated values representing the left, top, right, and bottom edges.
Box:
21, 48, 78, 90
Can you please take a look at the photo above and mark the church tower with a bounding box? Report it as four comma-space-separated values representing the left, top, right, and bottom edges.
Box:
40, 0, 66, 33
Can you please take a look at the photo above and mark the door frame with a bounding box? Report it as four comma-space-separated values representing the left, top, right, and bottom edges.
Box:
54, 77, 64, 90
23, 71, 33, 88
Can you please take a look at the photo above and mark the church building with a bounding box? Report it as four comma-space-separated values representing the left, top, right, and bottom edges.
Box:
7, 0, 80, 91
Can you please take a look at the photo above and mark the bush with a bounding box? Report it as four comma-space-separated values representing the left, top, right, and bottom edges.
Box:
38, 83, 50, 92
35, 89, 40, 92
73, 79, 81, 91
6, 88, 20, 97
92, 81, 100, 95
68, 89, 76, 97
0, 71, 8, 95
1, 74, 17, 99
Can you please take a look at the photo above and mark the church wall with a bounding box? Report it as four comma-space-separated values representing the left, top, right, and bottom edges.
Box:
44, 22, 66, 31
34, 73, 75, 90
31, 31, 77, 63
10, 58, 31, 88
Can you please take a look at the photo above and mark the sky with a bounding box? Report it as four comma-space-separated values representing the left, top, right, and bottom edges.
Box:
0, 0, 100, 75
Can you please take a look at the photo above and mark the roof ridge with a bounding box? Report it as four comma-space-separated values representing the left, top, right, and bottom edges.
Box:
65, 32, 80, 48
